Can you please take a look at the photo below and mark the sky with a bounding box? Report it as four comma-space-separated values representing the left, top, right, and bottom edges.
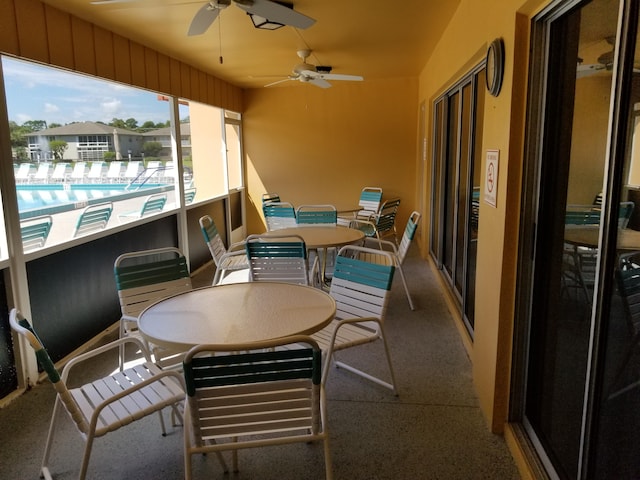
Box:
1, 56, 173, 127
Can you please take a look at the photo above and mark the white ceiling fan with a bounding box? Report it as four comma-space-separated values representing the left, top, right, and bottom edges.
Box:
265, 50, 363, 88
90, 0, 316, 36
187, 0, 315, 36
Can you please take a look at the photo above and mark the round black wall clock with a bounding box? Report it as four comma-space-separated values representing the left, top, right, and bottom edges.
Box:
486, 38, 505, 97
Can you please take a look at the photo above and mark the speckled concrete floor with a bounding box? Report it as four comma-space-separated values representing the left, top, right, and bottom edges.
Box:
0, 246, 520, 479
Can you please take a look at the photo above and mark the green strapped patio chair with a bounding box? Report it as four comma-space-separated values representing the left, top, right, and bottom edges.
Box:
9, 309, 184, 480
337, 187, 383, 226
199, 214, 249, 284
118, 193, 167, 221
20, 215, 53, 252
350, 197, 401, 246
72, 202, 113, 237
296, 204, 338, 225
363, 211, 421, 310
261, 192, 280, 204
184, 187, 197, 204
245, 233, 318, 286
114, 247, 192, 369
182, 336, 332, 479
311, 245, 398, 393
262, 201, 297, 231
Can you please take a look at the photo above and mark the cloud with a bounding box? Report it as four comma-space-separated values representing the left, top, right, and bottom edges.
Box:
44, 103, 59, 113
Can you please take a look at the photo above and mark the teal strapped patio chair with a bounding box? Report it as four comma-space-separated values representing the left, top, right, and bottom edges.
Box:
199, 214, 249, 284
350, 197, 401, 246
72, 202, 113, 237
362, 211, 421, 310
184, 187, 197, 204
118, 193, 167, 221
338, 186, 383, 226
114, 247, 192, 369
261, 192, 280, 204
182, 336, 332, 479
262, 201, 297, 231
245, 233, 318, 286
9, 309, 184, 480
311, 245, 398, 393
296, 204, 338, 225
20, 215, 53, 252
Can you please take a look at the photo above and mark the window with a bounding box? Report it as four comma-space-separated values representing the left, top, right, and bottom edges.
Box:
2, 56, 181, 251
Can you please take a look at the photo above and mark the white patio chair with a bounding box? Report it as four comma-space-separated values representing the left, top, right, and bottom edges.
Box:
106, 160, 123, 182
199, 214, 249, 284
362, 211, 421, 310
70, 161, 87, 182
72, 202, 113, 237
9, 309, 184, 480
33, 162, 52, 183
350, 197, 401, 246
311, 245, 398, 393
183, 336, 332, 479
113, 246, 193, 369
87, 161, 106, 182
51, 162, 70, 182
245, 233, 319, 286
20, 215, 53, 252
15, 163, 34, 183
337, 186, 383, 226
262, 201, 297, 231
118, 193, 166, 221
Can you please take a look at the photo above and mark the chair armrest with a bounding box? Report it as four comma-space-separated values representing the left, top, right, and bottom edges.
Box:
349, 218, 376, 229
60, 336, 153, 382
362, 237, 398, 254
228, 240, 246, 252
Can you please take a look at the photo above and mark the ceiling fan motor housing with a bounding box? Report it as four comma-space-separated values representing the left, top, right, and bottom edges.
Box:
316, 65, 332, 73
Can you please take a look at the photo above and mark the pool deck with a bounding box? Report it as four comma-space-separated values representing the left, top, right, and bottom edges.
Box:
25, 190, 180, 250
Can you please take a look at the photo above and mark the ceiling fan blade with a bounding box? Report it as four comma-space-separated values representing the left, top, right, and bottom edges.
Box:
576, 64, 606, 78
237, 0, 316, 29
265, 78, 294, 87
317, 73, 363, 82
300, 70, 363, 83
90, 0, 138, 4
188, 2, 222, 36
306, 77, 332, 88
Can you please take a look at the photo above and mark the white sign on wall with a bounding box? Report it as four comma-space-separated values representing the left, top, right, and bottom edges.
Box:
484, 149, 499, 207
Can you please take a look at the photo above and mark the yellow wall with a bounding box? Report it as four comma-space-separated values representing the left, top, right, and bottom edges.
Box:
242, 78, 419, 234
417, 0, 549, 436
569, 76, 611, 204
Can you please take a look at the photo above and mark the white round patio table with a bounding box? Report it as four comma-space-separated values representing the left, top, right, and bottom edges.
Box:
264, 225, 365, 249
138, 282, 336, 351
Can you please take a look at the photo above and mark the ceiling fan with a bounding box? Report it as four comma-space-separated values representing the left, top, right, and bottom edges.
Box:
265, 50, 364, 88
90, 0, 316, 36
576, 36, 615, 78
187, 0, 315, 36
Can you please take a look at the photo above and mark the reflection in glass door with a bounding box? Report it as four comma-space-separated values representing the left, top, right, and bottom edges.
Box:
517, 0, 640, 477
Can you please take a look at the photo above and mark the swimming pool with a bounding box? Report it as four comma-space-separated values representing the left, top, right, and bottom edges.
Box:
17, 183, 174, 219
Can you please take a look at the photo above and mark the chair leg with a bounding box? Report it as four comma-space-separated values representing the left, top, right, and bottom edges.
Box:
78, 433, 96, 480
41, 397, 63, 479
212, 267, 222, 285
118, 319, 126, 371
396, 263, 415, 310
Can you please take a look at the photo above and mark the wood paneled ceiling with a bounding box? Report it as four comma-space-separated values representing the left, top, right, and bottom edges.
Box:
42, 0, 460, 89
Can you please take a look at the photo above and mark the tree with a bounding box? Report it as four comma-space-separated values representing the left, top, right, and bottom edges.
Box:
22, 120, 47, 132
142, 141, 163, 157
125, 118, 138, 130
110, 118, 127, 129
49, 140, 68, 160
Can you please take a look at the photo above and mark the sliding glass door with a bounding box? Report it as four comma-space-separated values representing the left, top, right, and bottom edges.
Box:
430, 68, 485, 333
